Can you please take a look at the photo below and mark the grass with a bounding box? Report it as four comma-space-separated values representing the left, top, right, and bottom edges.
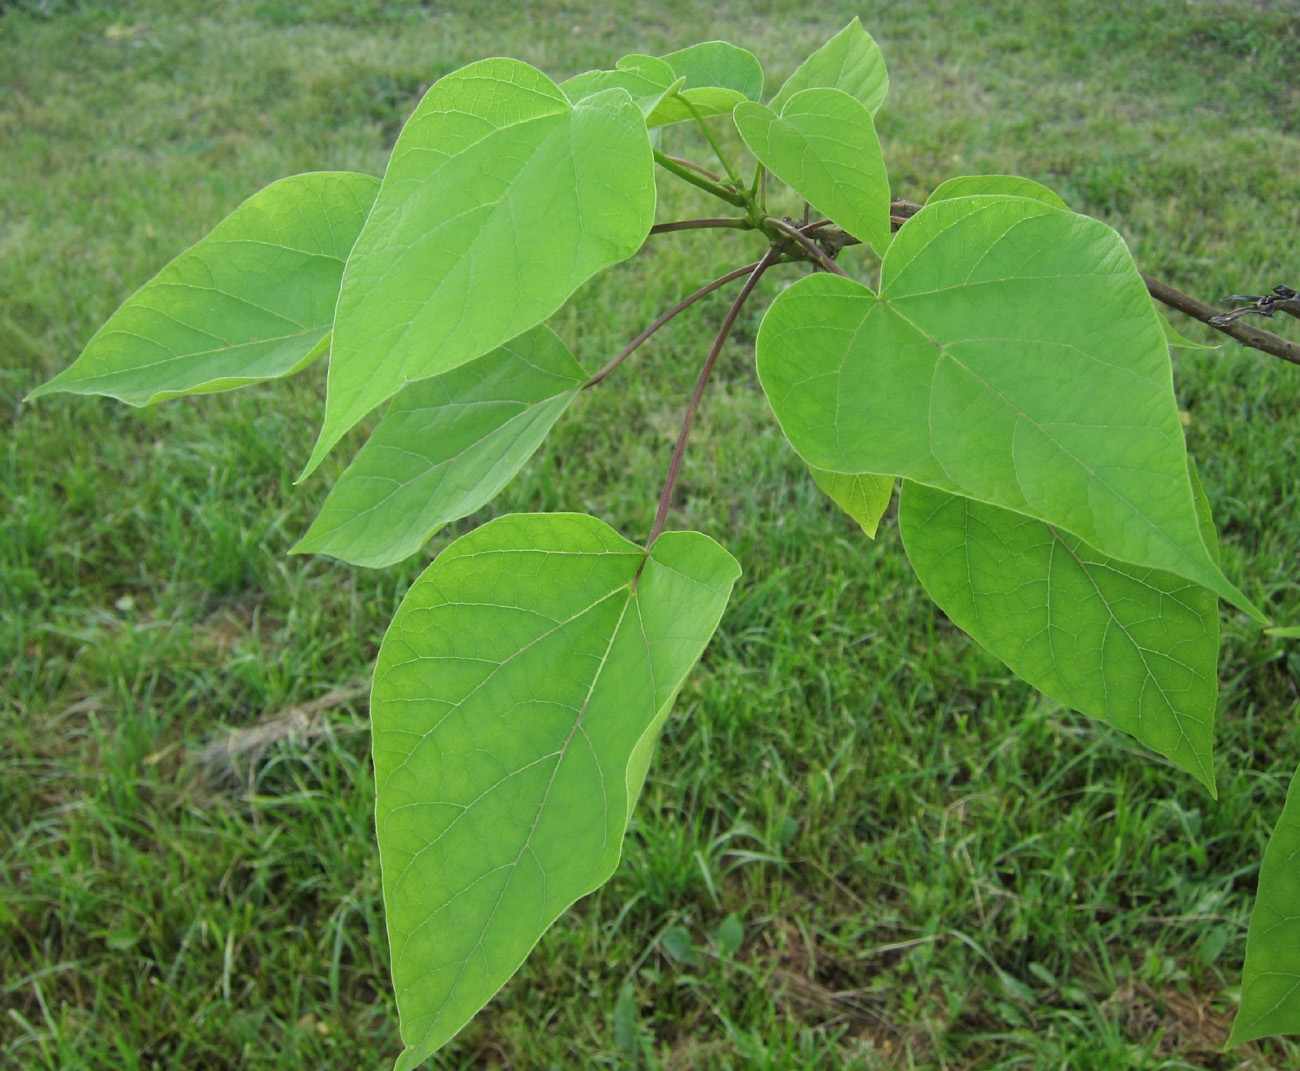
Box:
3, 0, 1300, 1067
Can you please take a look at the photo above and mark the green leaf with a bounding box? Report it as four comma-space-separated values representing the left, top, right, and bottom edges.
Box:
1160, 314, 1219, 350
28, 171, 379, 406
769, 18, 889, 116
617, 54, 674, 80
1266, 626, 1300, 639
644, 41, 763, 126
810, 468, 893, 538
660, 925, 700, 967
562, 55, 683, 118
735, 87, 891, 255
659, 40, 764, 100
646, 86, 748, 126
372, 513, 740, 1068
716, 913, 745, 956
928, 173, 1068, 209
303, 59, 655, 478
293, 326, 585, 569
897, 480, 1219, 791
1230, 762, 1300, 1045
755, 194, 1262, 621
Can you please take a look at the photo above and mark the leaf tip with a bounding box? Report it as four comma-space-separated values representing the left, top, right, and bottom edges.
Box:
296, 437, 330, 484
393, 1045, 424, 1071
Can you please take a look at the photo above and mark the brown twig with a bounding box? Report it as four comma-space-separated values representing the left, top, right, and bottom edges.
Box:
1142, 273, 1300, 367
1213, 285, 1300, 325
649, 218, 751, 236
890, 198, 923, 227
645, 249, 781, 551
657, 153, 725, 184
764, 217, 847, 276
583, 261, 763, 389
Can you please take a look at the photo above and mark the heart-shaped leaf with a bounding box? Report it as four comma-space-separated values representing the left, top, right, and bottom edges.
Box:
373, 513, 740, 1068
769, 18, 888, 116
29, 171, 379, 406
294, 326, 586, 568
756, 193, 1261, 620
735, 87, 891, 255
898, 479, 1219, 790
304, 60, 655, 478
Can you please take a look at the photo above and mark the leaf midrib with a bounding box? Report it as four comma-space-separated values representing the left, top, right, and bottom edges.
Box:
406, 582, 636, 1047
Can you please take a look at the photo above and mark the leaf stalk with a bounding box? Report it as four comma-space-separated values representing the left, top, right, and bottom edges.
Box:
652, 150, 747, 208
681, 95, 746, 191
583, 260, 763, 389
648, 218, 752, 237
645, 249, 780, 550
763, 217, 847, 276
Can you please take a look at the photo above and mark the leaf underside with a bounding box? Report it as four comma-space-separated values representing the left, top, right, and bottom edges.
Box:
294, 325, 586, 569
372, 514, 740, 1069
898, 481, 1219, 791
562, 55, 683, 119
735, 87, 891, 256
29, 171, 379, 406
810, 468, 894, 538
564, 44, 760, 127
304, 58, 655, 478
768, 17, 889, 116
756, 193, 1259, 620
658, 40, 764, 101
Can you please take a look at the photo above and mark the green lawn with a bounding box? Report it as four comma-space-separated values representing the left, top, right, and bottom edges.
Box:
3, 1, 1300, 1068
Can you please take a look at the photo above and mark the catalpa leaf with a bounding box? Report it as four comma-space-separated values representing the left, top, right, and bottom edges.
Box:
617, 54, 675, 80
1160, 314, 1218, 351
928, 173, 1068, 209
562, 55, 683, 118
756, 193, 1262, 620
1231, 762, 1300, 1046
294, 326, 585, 569
735, 87, 891, 255
646, 86, 748, 126
933, 180, 1206, 363
29, 171, 379, 406
646, 41, 762, 125
769, 18, 888, 116
810, 468, 893, 538
372, 513, 740, 1068
304, 60, 655, 478
898, 480, 1219, 791
660, 40, 764, 100
929, 179, 1217, 353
